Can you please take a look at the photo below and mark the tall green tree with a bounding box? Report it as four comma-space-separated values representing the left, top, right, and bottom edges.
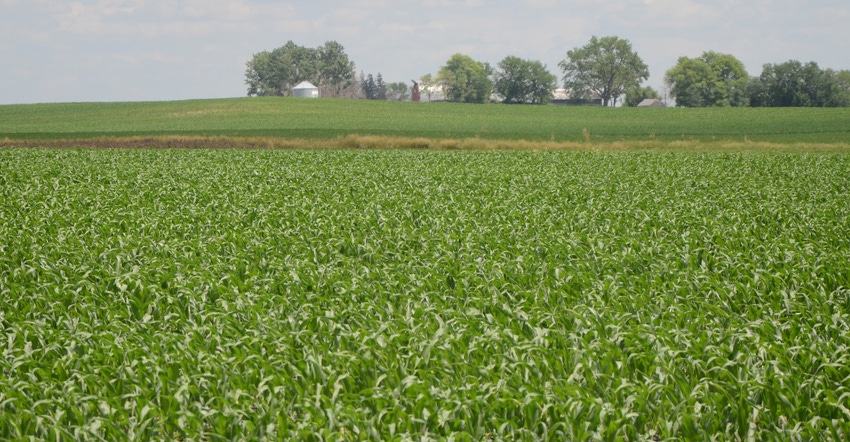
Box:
245, 50, 281, 96
494, 56, 557, 104
558, 36, 649, 107
316, 41, 356, 97
275, 41, 318, 96
665, 51, 749, 107
750, 60, 850, 107
438, 54, 493, 104
833, 70, 850, 106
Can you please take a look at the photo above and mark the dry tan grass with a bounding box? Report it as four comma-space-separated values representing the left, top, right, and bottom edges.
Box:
1, 134, 848, 152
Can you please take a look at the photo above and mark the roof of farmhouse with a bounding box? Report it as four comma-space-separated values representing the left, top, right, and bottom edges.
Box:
553, 89, 602, 100
637, 98, 666, 107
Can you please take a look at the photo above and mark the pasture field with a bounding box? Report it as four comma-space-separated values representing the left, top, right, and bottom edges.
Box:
1, 97, 850, 145
1, 148, 849, 440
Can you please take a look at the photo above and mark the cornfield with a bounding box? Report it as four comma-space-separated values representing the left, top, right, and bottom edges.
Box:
1, 148, 849, 440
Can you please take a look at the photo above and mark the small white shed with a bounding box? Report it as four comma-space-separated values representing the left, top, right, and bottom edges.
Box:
292, 81, 319, 98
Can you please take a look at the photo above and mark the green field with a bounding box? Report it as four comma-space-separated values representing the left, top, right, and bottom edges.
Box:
2, 97, 850, 144
2, 148, 849, 440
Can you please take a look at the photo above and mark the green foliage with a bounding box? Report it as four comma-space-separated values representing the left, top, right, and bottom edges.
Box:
836, 70, 850, 104
2, 149, 850, 440
245, 41, 355, 97
360, 73, 387, 100
387, 82, 409, 101
493, 56, 557, 104
625, 85, 661, 107
559, 36, 649, 107
243, 51, 275, 96
418, 74, 436, 101
316, 41, 358, 97
667, 57, 714, 107
666, 51, 749, 107
245, 41, 316, 97
2, 98, 850, 144
438, 54, 493, 104
750, 61, 850, 107
822, 69, 850, 107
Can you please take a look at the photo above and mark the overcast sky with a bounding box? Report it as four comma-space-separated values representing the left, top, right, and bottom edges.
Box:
1, 0, 848, 104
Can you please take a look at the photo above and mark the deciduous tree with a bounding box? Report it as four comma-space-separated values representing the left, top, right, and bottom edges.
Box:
665, 51, 749, 107
750, 60, 850, 107
317, 41, 356, 97
245, 50, 281, 96
833, 70, 850, 106
494, 56, 557, 104
558, 36, 649, 107
438, 54, 493, 104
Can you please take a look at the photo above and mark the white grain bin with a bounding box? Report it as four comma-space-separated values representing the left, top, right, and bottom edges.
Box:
292, 81, 319, 98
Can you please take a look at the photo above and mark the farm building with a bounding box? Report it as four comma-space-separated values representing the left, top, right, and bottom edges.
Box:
419, 84, 446, 102
292, 81, 319, 98
552, 89, 603, 106
637, 98, 665, 107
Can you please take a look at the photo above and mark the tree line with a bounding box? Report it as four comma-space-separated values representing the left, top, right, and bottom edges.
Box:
359, 73, 409, 101
245, 38, 850, 107
665, 53, 850, 107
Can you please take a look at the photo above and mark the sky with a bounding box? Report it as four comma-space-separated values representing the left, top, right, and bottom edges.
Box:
1, 0, 849, 104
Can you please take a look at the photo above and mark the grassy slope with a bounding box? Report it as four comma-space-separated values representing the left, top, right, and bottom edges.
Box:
2, 97, 850, 144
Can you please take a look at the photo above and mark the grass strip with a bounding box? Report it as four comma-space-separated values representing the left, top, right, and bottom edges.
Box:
3, 134, 850, 152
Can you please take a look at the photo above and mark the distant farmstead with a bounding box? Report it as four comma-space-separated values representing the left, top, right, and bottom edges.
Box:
293, 81, 319, 98
552, 88, 603, 106
637, 98, 665, 107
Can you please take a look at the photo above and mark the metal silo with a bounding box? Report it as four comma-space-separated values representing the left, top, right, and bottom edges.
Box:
292, 81, 319, 98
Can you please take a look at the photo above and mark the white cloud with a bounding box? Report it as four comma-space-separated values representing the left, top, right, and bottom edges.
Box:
114, 51, 186, 67
644, 0, 711, 20
379, 23, 418, 33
